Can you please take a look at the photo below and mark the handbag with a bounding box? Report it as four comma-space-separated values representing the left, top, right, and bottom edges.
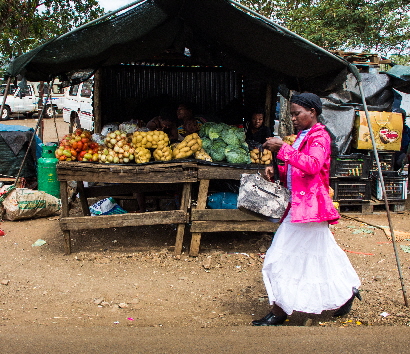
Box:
237, 151, 290, 222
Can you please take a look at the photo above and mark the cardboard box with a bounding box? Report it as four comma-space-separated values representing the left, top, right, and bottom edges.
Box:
353, 111, 403, 151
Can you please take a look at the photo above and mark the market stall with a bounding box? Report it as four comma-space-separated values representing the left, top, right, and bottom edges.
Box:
57, 160, 196, 254
5, 0, 376, 255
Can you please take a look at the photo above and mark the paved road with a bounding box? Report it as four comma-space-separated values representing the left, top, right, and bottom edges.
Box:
1, 325, 410, 353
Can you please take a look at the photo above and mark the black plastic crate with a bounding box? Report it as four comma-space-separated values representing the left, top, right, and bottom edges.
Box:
371, 171, 408, 200
331, 179, 371, 202
330, 154, 371, 178
370, 151, 395, 171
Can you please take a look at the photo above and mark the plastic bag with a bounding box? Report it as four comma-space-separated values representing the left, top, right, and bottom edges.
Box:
206, 192, 238, 209
119, 120, 141, 134
0, 187, 61, 221
89, 197, 127, 216
101, 124, 119, 136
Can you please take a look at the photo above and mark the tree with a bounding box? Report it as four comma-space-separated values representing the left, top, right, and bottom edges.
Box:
235, 0, 410, 57
0, 0, 104, 68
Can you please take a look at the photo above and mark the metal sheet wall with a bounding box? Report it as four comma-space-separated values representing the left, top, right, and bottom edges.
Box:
100, 65, 244, 125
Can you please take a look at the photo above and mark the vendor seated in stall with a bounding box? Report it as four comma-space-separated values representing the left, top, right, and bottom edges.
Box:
245, 108, 273, 145
146, 107, 179, 143
176, 102, 205, 139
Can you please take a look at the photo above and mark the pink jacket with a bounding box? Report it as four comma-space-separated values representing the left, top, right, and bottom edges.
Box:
277, 123, 340, 224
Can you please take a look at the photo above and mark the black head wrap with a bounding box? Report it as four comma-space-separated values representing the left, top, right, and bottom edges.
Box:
290, 93, 322, 116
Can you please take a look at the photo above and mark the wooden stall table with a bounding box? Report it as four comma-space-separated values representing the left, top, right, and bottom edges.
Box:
57, 161, 197, 255
189, 162, 279, 256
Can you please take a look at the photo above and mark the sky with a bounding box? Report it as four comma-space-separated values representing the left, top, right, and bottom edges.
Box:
98, 0, 133, 12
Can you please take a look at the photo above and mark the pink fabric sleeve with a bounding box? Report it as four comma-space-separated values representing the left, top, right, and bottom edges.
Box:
277, 135, 329, 175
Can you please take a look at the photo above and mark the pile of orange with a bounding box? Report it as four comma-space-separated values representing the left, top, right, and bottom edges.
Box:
55, 128, 100, 162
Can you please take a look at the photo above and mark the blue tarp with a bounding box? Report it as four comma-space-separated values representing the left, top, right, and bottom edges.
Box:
0, 124, 42, 159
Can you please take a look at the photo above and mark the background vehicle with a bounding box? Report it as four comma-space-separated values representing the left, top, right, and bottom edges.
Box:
62, 79, 94, 131
1, 80, 65, 120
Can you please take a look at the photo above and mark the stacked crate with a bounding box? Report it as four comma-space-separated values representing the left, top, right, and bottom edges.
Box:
330, 154, 372, 203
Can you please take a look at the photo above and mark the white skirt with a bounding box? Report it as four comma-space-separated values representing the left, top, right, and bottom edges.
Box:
262, 211, 361, 315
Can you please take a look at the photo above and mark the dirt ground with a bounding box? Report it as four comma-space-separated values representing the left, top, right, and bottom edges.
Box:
1, 116, 410, 331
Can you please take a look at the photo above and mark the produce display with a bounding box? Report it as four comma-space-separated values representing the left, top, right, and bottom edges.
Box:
131, 130, 169, 149
199, 122, 251, 164
172, 133, 202, 159
100, 130, 134, 163
55, 128, 99, 162
134, 146, 151, 163
153, 145, 173, 161
283, 134, 297, 145
250, 148, 272, 164
57, 123, 283, 166
195, 148, 212, 162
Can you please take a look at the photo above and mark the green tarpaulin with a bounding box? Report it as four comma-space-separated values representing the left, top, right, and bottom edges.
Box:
6, 0, 354, 94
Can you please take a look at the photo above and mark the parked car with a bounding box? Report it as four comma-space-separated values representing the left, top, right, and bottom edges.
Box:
0, 83, 17, 96
1, 80, 65, 120
62, 79, 94, 131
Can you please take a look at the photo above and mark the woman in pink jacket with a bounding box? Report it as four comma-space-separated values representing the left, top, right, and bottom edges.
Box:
252, 93, 361, 326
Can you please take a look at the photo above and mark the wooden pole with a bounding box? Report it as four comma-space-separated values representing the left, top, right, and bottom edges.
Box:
1, 77, 12, 119
357, 80, 408, 307
264, 83, 272, 129
93, 69, 102, 133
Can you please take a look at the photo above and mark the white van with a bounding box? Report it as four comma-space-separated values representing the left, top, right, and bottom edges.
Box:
62, 79, 94, 131
1, 80, 65, 120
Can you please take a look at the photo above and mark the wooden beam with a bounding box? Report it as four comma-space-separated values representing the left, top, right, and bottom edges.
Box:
191, 209, 268, 221
190, 221, 278, 233
60, 210, 188, 230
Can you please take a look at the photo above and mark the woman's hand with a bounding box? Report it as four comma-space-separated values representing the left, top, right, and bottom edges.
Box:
264, 165, 274, 181
263, 137, 284, 152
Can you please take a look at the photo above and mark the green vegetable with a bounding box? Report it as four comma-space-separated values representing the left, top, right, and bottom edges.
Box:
224, 146, 251, 164
209, 139, 227, 161
201, 137, 212, 151
221, 127, 241, 146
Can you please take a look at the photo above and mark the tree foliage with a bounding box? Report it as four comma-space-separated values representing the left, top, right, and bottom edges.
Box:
0, 0, 104, 67
235, 0, 410, 57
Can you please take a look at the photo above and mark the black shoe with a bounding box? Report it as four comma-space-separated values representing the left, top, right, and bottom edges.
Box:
252, 312, 287, 326
333, 287, 362, 317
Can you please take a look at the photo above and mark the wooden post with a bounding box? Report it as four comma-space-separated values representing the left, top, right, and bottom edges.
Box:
189, 179, 210, 256
264, 83, 272, 129
37, 81, 44, 141
76, 181, 91, 216
278, 94, 293, 137
174, 182, 192, 256
59, 180, 71, 254
93, 69, 102, 133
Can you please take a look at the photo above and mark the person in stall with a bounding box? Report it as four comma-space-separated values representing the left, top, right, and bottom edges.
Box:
146, 106, 179, 143
176, 102, 205, 139
245, 107, 273, 146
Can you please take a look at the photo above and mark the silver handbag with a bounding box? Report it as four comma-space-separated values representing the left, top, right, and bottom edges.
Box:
237, 153, 290, 222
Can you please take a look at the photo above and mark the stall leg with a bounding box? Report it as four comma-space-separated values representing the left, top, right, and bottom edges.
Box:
174, 182, 192, 256
189, 179, 209, 257
59, 180, 72, 254
76, 181, 91, 216
63, 230, 72, 255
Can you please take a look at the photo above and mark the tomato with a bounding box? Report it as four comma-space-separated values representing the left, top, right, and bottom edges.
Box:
79, 150, 87, 158
71, 141, 78, 150
83, 143, 88, 151
81, 137, 89, 143
83, 153, 93, 160
59, 155, 67, 161
70, 149, 77, 157
76, 141, 83, 151
89, 142, 98, 150
75, 128, 82, 136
